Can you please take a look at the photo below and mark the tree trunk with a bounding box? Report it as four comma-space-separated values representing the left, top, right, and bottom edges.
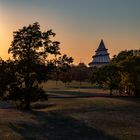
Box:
134, 89, 140, 97
65, 82, 67, 87
25, 71, 31, 110
56, 80, 58, 85
25, 91, 31, 110
25, 49, 31, 110
110, 88, 113, 96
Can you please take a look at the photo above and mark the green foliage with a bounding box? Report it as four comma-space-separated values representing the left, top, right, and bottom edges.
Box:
91, 49, 140, 97
71, 63, 89, 85
0, 59, 17, 99
51, 54, 74, 86
119, 55, 140, 96
91, 64, 121, 95
102, 64, 121, 95
57, 54, 74, 72
91, 68, 106, 86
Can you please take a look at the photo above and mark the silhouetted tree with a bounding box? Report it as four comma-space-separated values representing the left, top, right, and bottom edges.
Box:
8, 22, 61, 109
73, 63, 89, 85
113, 50, 140, 97
91, 68, 106, 87
103, 64, 121, 95
0, 59, 17, 100
0, 59, 9, 98
57, 54, 73, 86
91, 49, 140, 97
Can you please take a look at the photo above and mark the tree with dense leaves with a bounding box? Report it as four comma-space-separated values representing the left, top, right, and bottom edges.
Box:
91, 68, 106, 87
72, 63, 89, 85
114, 50, 140, 97
102, 64, 121, 96
0, 59, 9, 98
91, 49, 140, 97
91, 64, 121, 95
8, 22, 61, 109
0, 59, 17, 100
56, 54, 73, 86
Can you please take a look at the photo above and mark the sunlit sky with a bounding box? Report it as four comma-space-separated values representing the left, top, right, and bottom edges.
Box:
0, 0, 140, 65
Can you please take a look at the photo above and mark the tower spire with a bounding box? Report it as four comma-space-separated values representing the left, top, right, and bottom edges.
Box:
89, 40, 110, 68
96, 39, 107, 52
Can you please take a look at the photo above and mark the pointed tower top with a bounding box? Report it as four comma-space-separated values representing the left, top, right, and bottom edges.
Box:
96, 39, 107, 52
89, 40, 110, 68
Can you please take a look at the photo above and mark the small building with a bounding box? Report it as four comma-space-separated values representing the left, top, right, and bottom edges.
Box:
89, 40, 110, 68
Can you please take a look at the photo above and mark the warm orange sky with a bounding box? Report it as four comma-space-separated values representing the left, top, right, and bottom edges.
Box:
0, 0, 140, 65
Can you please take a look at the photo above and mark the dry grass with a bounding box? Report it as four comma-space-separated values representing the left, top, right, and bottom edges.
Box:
42, 80, 110, 98
0, 81, 139, 139
41, 80, 99, 90
0, 96, 140, 140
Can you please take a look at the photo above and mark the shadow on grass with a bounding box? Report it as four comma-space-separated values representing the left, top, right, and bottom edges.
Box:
47, 90, 109, 98
32, 103, 56, 109
9, 111, 117, 140
67, 86, 108, 90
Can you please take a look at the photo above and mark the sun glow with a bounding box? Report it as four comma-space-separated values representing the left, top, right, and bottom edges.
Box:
0, 21, 11, 60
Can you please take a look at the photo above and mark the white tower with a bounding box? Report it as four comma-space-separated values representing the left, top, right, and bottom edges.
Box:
89, 40, 110, 68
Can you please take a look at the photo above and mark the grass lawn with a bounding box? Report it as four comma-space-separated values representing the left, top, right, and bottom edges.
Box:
42, 80, 110, 98
41, 80, 103, 90
0, 96, 140, 140
0, 81, 139, 140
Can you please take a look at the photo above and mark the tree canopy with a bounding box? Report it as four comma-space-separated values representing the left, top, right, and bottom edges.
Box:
7, 22, 73, 109
91, 49, 140, 97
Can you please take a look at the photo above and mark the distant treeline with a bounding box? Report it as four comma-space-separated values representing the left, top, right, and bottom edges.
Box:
50, 49, 140, 98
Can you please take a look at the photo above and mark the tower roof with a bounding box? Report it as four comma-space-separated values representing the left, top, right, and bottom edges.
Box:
89, 39, 110, 68
96, 40, 107, 52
